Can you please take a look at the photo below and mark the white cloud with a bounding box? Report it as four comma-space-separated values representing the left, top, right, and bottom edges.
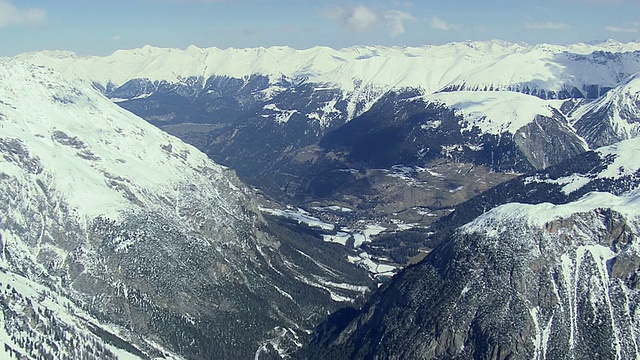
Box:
0, 0, 46, 28
605, 25, 638, 32
109, 36, 122, 42
385, 10, 415, 36
429, 16, 454, 30
341, 5, 379, 32
322, 4, 415, 37
523, 22, 571, 30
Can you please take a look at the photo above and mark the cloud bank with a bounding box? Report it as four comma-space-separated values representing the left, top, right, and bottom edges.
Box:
0, 0, 46, 28
322, 4, 415, 37
524, 22, 571, 30
429, 16, 455, 30
605, 25, 638, 32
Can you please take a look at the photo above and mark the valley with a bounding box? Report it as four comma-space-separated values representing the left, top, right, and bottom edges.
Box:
3, 38, 640, 358
25, 40, 638, 281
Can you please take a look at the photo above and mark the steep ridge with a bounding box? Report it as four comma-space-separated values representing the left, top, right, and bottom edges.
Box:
303, 192, 640, 359
436, 135, 640, 239
300, 137, 640, 359
0, 60, 372, 358
321, 90, 587, 171
430, 90, 588, 169
572, 71, 640, 148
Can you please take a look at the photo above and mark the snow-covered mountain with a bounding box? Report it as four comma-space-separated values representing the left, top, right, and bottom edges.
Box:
16, 40, 640, 100
12, 41, 640, 146
0, 59, 372, 358
0, 60, 250, 220
572, 72, 640, 148
9, 39, 640, 359
16, 40, 640, 160
16, 40, 640, 172
14, 40, 640, 284
300, 136, 640, 360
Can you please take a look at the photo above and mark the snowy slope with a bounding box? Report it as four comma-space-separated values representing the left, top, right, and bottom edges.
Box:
324, 89, 585, 171
0, 60, 197, 359
456, 188, 640, 359
0, 267, 179, 359
523, 135, 640, 195
421, 90, 558, 134
572, 71, 640, 148
16, 40, 640, 98
0, 58, 257, 355
0, 60, 245, 220
464, 188, 640, 234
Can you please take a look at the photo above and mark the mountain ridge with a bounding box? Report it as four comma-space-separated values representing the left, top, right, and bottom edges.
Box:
16, 39, 640, 100
300, 136, 640, 359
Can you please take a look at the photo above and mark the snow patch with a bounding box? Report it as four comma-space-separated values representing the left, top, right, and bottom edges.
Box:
259, 207, 335, 231
425, 91, 555, 135
348, 252, 398, 277
421, 120, 441, 130
263, 103, 298, 123
322, 232, 351, 246
312, 205, 353, 213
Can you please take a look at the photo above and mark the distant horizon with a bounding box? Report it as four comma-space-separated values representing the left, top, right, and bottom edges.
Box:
10, 37, 640, 58
2, 0, 640, 57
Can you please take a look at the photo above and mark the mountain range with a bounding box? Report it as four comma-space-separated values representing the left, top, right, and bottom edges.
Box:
17, 40, 640, 198
4, 39, 640, 359
16, 40, 640, 98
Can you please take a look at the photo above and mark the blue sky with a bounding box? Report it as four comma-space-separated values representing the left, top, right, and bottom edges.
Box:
1, 0, 639, 56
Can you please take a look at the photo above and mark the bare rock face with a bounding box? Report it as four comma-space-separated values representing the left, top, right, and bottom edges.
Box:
513, 112, 587, 170
301, 201, 640, 360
